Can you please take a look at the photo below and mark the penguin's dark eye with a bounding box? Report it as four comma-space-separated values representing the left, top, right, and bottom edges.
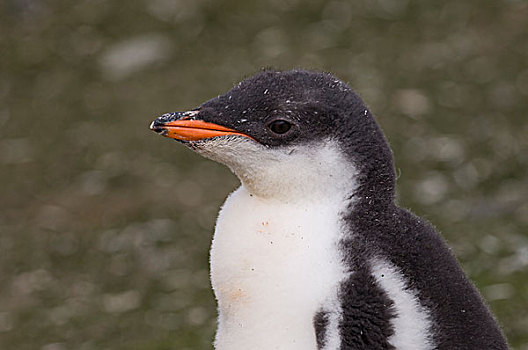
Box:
268, 120, 292, 134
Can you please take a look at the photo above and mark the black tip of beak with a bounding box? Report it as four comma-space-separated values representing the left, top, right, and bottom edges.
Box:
149, 120, 165, 134
149, 110, 200, 133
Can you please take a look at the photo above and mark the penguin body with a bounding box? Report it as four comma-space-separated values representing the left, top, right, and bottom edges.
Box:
213, 186, 345, 349
150, 69, 509, 349
210, 141, 352, 350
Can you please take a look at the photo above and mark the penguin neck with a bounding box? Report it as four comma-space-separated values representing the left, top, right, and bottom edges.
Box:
354, 162, 396, 211
340, 118, 397, 211
228, 139, 360, 203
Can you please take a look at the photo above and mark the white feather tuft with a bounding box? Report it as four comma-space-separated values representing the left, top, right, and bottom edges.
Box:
370, 259, 435, 350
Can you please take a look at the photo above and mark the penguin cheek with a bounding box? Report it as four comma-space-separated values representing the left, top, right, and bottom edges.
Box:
186, 136, 267, 169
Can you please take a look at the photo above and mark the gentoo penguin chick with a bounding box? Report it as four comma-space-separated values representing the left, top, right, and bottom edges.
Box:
150, 69, 508, 350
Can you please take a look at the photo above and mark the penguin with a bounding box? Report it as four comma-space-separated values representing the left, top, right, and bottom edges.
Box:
149, 69, 509, 350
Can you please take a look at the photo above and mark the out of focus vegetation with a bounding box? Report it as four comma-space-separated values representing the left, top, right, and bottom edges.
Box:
1, 0, 527, 349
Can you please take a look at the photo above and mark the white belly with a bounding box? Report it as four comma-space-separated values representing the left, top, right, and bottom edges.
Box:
210, 186, 348, 350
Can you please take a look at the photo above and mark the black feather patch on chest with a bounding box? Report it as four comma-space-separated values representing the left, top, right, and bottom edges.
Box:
338, 267, 396, 349
313, 309, 330, 349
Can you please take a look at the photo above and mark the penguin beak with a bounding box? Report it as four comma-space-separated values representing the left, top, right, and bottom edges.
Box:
150, 111, 253, 142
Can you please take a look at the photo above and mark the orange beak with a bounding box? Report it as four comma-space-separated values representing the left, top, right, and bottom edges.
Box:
150, 117, 253, 142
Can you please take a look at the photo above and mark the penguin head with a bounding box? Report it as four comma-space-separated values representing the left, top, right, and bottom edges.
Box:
150, 69, 395, 203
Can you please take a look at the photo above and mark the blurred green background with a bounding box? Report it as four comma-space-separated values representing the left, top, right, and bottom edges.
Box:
1, 0, 527, 349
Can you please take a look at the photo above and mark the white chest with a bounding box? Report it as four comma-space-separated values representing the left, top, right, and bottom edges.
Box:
210, 186, 348, 350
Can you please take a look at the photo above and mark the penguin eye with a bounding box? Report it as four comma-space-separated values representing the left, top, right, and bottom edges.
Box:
268, 120, 292, 134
